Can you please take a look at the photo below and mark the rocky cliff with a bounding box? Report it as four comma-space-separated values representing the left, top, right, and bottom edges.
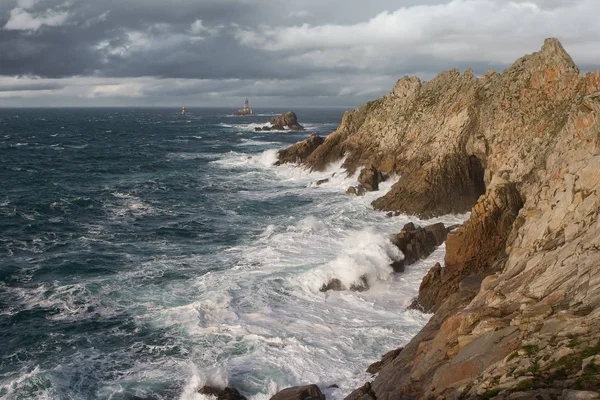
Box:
277, 39, 600, 398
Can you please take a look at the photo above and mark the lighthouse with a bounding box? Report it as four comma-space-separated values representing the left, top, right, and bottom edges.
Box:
234, 98, 254, 116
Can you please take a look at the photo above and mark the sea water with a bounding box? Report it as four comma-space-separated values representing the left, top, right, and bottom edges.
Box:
0, 108, 466, 400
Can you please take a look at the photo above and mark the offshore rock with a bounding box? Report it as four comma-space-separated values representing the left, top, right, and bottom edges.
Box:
274, 134, 324, 166
198, 386, 247, 400
256, 111, 305, 131
346, 185, 366, 196
290, 38, 600, 399
270, 384, 325, 400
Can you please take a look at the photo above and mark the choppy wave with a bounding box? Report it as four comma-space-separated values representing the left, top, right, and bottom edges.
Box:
0, 108, 468, 400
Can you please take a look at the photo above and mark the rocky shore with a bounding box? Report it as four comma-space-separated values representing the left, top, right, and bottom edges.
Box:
206, 38, 600, 399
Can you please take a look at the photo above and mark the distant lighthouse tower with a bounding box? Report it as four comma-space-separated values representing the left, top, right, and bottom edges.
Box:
234, 98, 254, 116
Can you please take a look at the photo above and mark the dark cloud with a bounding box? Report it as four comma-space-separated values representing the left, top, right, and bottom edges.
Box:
0, 81, 64, 92
0, 0, 598, 107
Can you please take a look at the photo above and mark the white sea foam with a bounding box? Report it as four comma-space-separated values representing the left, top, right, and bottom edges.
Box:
238, 138, 281, 147
109, 192, 156, 217
167, 145, 471, 398
295, 228, 402, 293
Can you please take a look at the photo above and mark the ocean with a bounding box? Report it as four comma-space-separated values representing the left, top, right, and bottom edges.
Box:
0, 108, 465, 400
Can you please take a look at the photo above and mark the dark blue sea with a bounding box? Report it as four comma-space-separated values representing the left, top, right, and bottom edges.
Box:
0, 108, 461, 399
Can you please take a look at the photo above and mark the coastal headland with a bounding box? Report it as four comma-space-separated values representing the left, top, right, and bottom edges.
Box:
262, 38, 600, 399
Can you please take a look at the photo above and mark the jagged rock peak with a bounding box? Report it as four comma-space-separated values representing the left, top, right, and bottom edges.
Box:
509, 37, 579, 75
392, 76, 421, 98
540, 37, 577, 69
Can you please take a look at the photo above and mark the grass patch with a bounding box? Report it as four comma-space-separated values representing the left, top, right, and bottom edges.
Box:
522, 344, 539, 355
584, 361, 599, 375
573, 374, 600, 391
527, 361, 540, 375
481, 389, 501, 399
515, 379, 534, 391
507, 351, 519, 362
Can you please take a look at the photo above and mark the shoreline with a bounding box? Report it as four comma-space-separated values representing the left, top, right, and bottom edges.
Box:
253, 37, 600, 399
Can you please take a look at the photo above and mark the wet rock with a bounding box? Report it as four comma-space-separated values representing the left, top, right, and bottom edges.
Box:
367, 347, 403, 374
257, 111, 305, 131
321, 276, 370, 293
315, 178, 329, 186
349, 276, 369, 292
198, 386, 247, 400
392, 222, 450, 266
346, 186, 366, 196
358, 165, 386, 191
270, 384, 325, 400
389, 259, 405, 273
275, 134, 324, 166
344, 382, 376, 400
320, 278, 344, 292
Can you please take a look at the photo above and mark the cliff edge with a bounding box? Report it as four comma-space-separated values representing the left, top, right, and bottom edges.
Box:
278, 38, 600, 398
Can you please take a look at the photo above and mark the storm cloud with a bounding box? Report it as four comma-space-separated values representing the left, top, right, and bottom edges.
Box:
1, 0, 599, 107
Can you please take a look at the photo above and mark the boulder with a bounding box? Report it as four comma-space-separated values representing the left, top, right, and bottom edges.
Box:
198, 386, 247, 400
275, 134, 324, 166
346, 186, 366, 196
320, 276, 369, 293
357, 165, 386, 191
270, 385, 325, 400
320, 278, 344, 292
393, 222, 450, 266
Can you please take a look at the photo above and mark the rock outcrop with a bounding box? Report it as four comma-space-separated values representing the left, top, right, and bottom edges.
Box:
256, 111, 305, 131
270, 384, 325, 400
198, 386, 247, 400
392, 222, 450, 270
320, 222, 450, 291
274, 134, 324, 166
277, 38, 600, 398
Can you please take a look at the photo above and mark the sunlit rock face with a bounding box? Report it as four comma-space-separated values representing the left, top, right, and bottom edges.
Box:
278, 38, 600, 399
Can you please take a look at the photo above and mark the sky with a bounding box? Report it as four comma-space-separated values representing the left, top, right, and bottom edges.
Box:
0, 0, 599, 107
